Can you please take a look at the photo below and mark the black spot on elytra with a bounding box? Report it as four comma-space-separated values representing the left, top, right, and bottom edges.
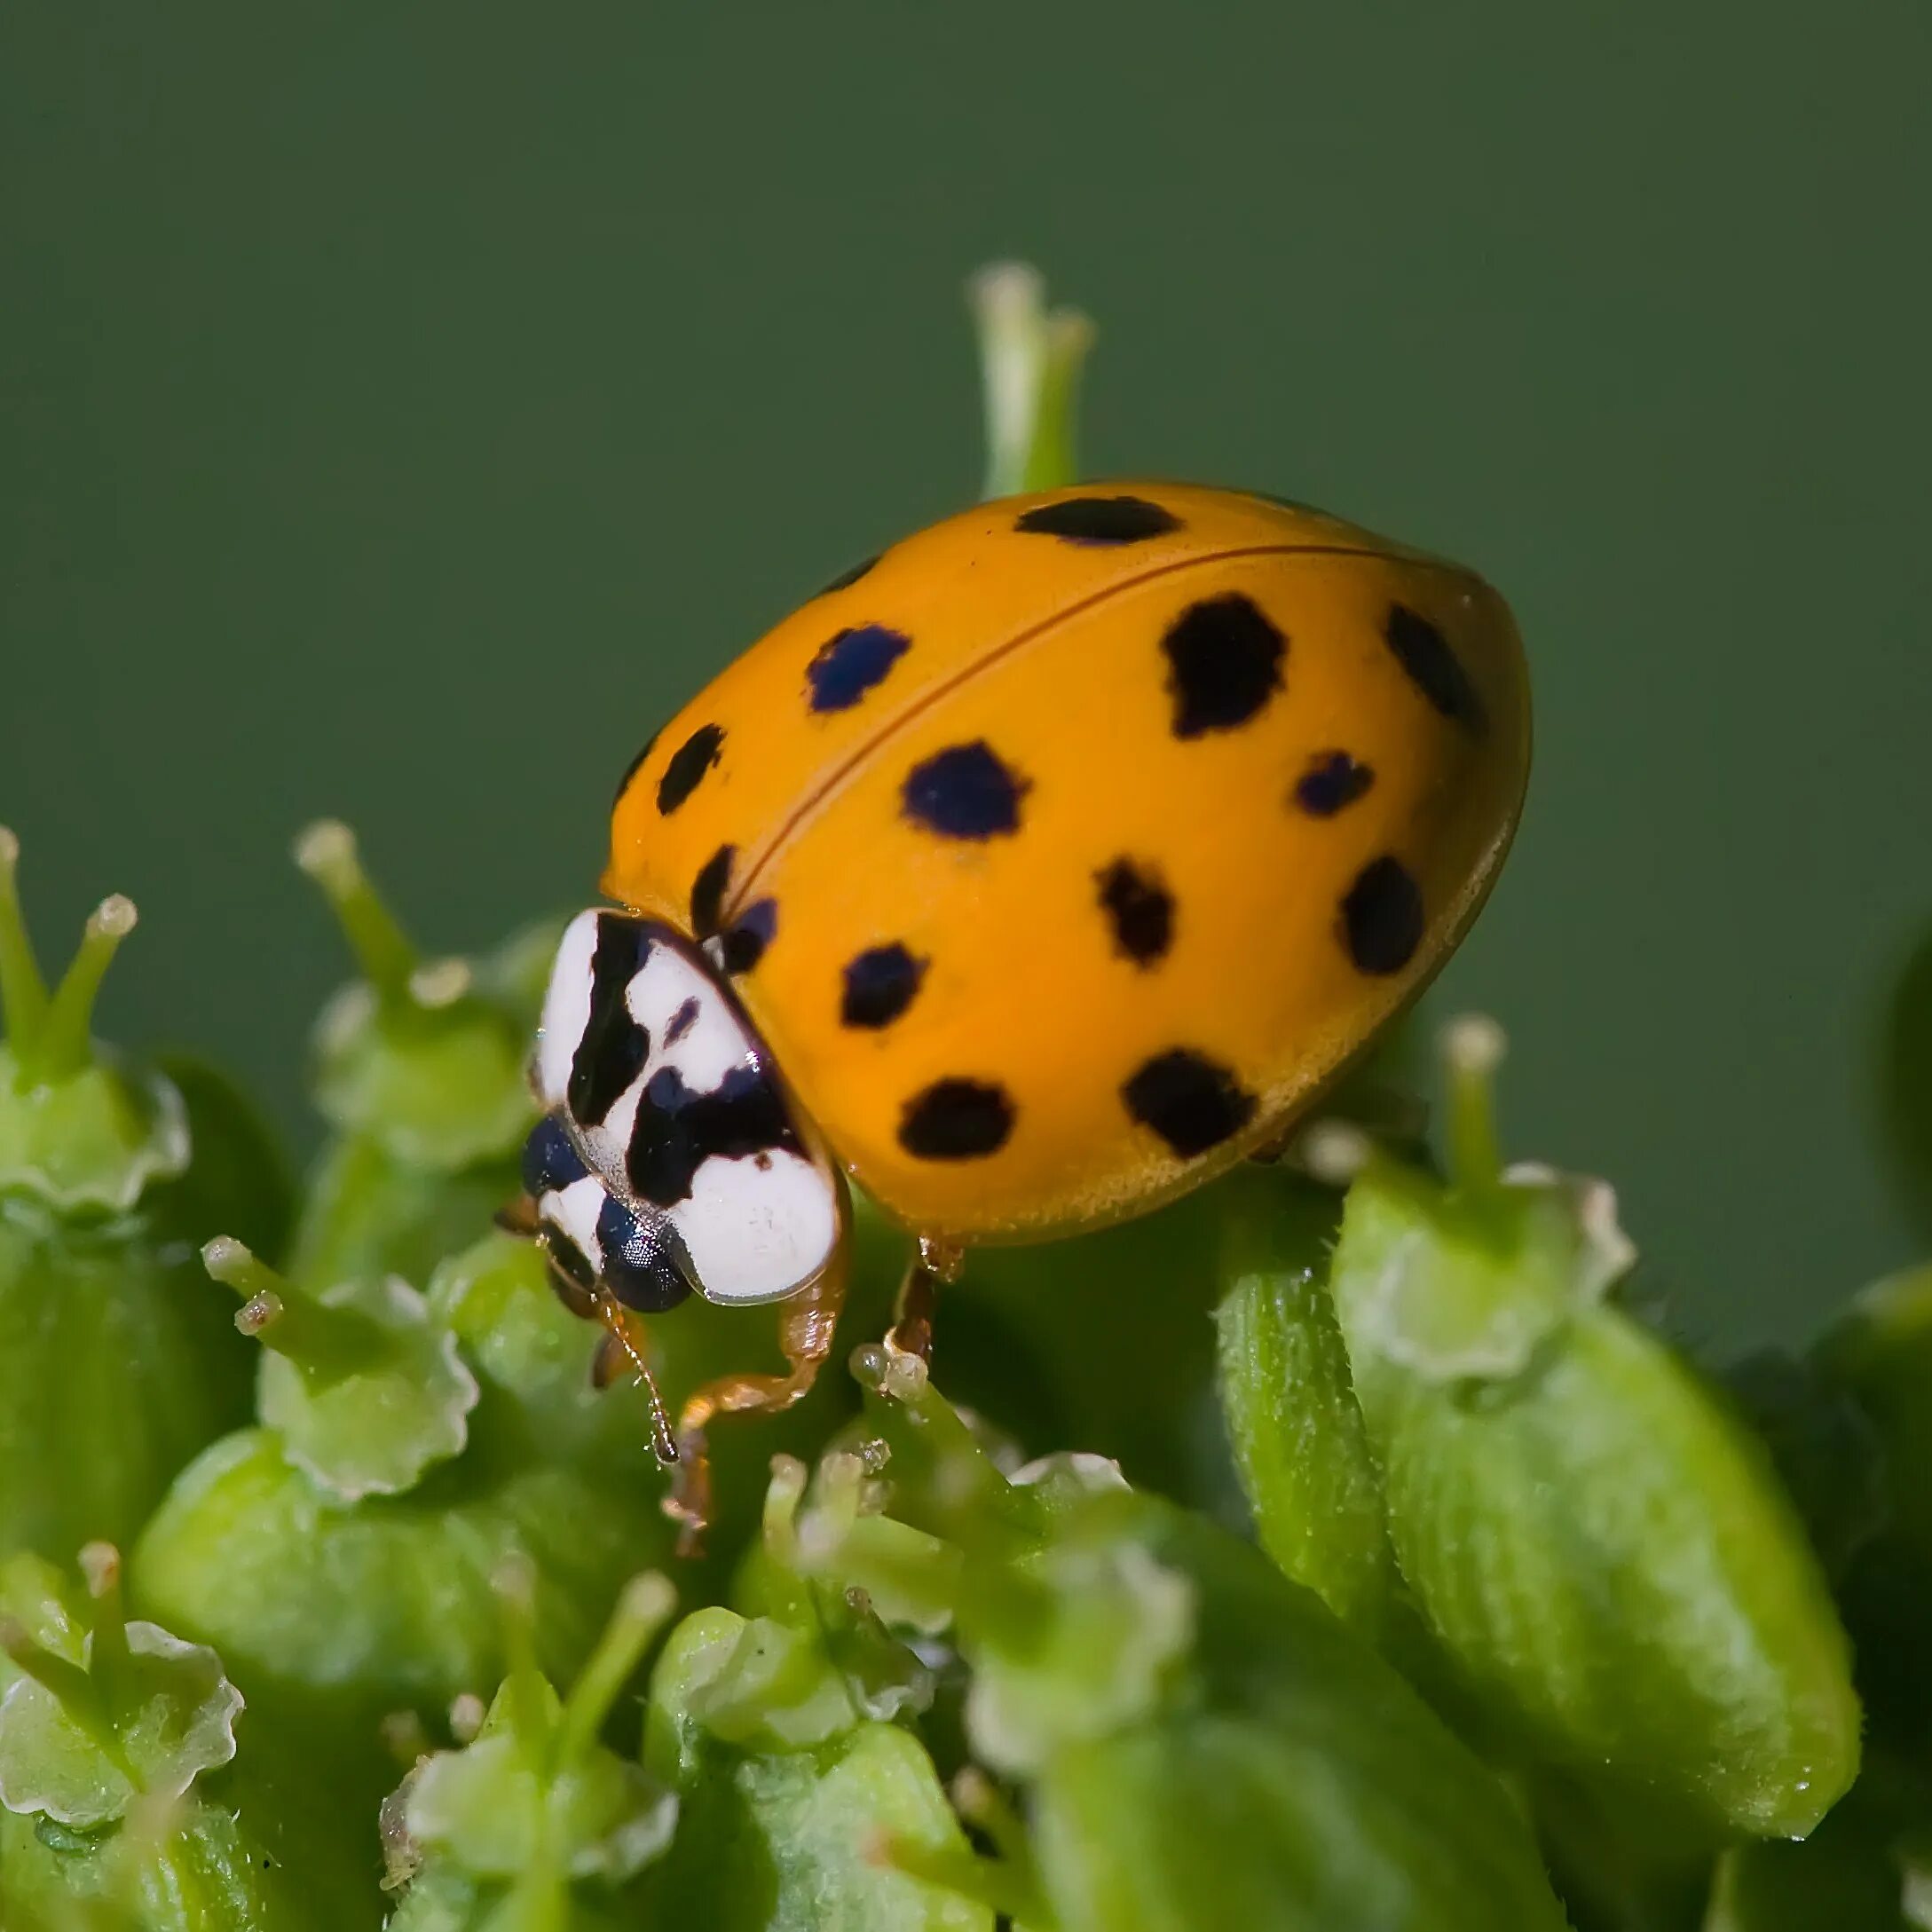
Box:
1095, 858, 1173, 967
1341, 856, 1423, 974
807, 624, 911, 713
521, 1114, 587, 1198
898, 1078, 1015, 1160
840, 942, 927, 1029
902, 741, 1029, 839
817, 552, 881, 596
1162, 594, 1285, 738
657, 723, 726, 815
567, 916, 651, 1126
595, 1191, 691, 1313
721, 898, 777, 975
664, 997, 700, 1046
1294, 750, 1375, 817
613, 728, 660, 807
1122, 1048, 1257, 1159
1384, 603, 1486, 733
626, 1062, 802, 1208
1013, 495, 1181, 545
690, 844, 736, 939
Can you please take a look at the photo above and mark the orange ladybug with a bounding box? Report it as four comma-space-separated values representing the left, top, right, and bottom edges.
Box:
522, 482, 1529, 1533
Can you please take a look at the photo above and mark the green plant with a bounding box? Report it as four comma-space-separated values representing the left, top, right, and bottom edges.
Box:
0, 262, 1923, 1929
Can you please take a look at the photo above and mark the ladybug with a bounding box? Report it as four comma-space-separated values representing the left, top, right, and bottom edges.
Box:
521, 482, 1529, 1534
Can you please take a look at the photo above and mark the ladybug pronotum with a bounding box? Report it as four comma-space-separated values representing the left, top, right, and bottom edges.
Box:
519, 482, 1530, 1536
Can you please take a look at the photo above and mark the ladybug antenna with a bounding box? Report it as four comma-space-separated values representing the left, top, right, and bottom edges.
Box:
594, 1297, 678, 1465
293, 819, 419, 1007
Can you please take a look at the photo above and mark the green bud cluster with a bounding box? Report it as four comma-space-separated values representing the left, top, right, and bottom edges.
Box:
3, 262, 1929, 1930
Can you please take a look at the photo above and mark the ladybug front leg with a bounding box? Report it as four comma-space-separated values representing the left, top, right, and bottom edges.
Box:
664, 1250, 849, 1557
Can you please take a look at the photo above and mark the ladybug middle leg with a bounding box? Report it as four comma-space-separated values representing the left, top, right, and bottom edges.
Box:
662, 1250, 849, 1557
886, 1234, 965, 1361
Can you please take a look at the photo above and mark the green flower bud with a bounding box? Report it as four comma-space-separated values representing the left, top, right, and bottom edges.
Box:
132, 1230, 674, 1739
1879, 916, 1932, 1244
1211, 1162, 1387, 1630
1811, 1266, 1932, 1763
287, 822, 551, 1290
798, 1360, 1568, 1929
426, 1231, 710, 1486
205, 1236, 477, 1501
648, 1719, 998, 1932
1327, 1015, 1860, 1837
633, 1454, 987, 1931
0, 1544, 239, 1829
384, 1565, 677, 1930
1705, 1786, 1927, 1931
0, 834, 269, 1561
0, 839, 180, 1213
1725, 1345, 1888, 1585
0, 1546, 325, 1932
934, 1183, 1243, 1517
0, 1797, 320, 1932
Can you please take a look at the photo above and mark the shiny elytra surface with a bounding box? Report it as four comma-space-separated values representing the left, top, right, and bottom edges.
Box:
606, 482, 1529, 1245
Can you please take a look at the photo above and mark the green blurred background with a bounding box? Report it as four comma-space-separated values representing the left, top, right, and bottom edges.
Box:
4, 3, 1928, 1347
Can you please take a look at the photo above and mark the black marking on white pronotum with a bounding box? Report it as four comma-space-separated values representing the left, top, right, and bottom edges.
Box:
531, 910, 843, 1307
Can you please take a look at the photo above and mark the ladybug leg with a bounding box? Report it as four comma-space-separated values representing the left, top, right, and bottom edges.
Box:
663, 1250, 849, 1557
887, 1235, 965, 1361
493, 1193, 540, 1236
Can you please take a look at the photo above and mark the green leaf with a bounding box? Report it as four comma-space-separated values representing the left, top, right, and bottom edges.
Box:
1211, 1163, 1390, 1630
